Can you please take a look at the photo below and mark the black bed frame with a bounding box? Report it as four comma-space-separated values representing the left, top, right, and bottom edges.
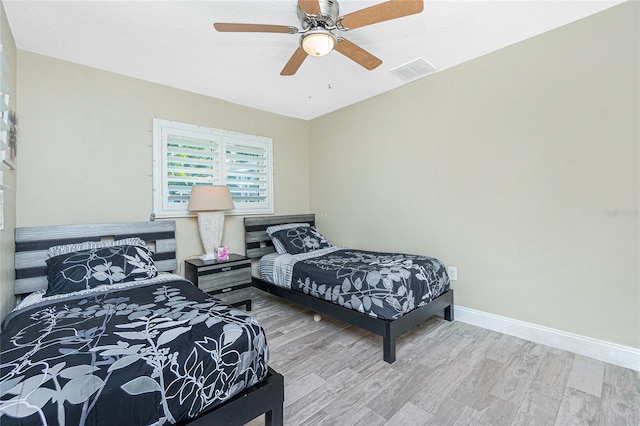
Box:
244, 214, 454, 364
179, 367, 284, 426
15, 221, 284, 426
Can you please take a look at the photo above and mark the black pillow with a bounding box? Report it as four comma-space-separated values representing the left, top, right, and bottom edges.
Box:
269, 226, 332, 255
45, 245, 158, 297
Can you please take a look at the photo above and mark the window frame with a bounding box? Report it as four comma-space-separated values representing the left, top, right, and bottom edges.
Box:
152, 118, 274, 218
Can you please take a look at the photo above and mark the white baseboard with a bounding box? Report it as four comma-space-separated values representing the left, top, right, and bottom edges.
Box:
454, 306, 640, 371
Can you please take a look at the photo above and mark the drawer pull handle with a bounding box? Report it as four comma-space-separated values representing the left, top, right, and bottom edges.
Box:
222, 288, 232, 293
221, 267, 232, 272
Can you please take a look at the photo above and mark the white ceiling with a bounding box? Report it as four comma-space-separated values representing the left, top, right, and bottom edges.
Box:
2, 0, 624, 120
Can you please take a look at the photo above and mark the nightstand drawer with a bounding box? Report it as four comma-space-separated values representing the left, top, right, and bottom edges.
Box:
197, 268, 251, 293
213, 287, 253, 306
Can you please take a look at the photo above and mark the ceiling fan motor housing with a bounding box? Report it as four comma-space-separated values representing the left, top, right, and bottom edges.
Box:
297, 0, 340, 31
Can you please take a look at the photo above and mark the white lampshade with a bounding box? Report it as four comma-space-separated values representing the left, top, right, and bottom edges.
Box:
187, 185, 234, 212
301, 29, 337, 57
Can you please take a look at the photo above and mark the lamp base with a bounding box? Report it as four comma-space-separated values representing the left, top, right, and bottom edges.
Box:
196, 211, 225, 260
199, 253, 218, 261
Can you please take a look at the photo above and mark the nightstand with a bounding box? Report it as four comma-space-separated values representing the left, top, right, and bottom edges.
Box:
184, 254, 252, 311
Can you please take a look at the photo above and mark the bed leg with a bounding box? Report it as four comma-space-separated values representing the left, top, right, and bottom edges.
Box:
444, 304, 454, 322
265, 403, 284, 426
265, 368, 284, 426
383, 323, 396, 364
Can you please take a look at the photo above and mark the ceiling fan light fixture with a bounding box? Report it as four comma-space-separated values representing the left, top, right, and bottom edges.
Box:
301, 29, 337, 57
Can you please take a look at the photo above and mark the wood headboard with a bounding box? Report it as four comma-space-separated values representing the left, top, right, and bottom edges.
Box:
244, 214, 315, 259
14, 221, 178, 296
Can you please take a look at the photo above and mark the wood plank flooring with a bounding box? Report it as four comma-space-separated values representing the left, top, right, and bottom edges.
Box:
245, 291, 640, 426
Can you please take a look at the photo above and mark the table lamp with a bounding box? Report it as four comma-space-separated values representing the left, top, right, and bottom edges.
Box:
187, 185, 234, 261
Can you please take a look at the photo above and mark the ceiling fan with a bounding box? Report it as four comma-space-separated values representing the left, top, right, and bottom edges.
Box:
213, 0, 424, 76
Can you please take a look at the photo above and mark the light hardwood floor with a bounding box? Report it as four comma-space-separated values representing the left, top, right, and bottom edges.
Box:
245, 291, 639, 426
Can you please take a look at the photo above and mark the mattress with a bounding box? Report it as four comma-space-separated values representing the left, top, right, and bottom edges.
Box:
259, 248, 450, 320
0, 274, 269, 425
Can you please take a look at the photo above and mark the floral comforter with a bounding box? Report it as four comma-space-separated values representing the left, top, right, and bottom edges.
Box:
0, 275, 269, 425
290, 249, 450, 320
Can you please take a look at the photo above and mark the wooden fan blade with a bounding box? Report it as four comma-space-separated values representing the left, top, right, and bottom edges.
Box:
340, 0, 424, 30
213, 23, 298, 34
298, 0, 321, 15
281, 47, 308, 76
334, 38, 382, 70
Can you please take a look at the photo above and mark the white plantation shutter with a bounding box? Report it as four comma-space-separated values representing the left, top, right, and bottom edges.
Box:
153, 118, 273, 217
164, 131, 221, 209
224, 138, 271, 211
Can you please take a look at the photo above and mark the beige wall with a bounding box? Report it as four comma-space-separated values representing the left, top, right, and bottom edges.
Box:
309, 2, 639, 348
15, 51, 309, 277
0, 3, 17, 321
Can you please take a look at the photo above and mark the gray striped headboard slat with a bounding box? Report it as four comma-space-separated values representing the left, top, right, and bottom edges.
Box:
15, 221, 178, 296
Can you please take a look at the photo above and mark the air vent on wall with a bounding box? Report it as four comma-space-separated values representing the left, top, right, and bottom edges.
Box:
390, 58, 436, 81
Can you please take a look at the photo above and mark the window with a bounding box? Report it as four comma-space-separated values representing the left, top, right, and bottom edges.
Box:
152, 118, 273, 217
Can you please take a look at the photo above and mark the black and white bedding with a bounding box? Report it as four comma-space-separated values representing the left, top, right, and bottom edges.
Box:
0, 274, 269, 426
259, 247, 450, 320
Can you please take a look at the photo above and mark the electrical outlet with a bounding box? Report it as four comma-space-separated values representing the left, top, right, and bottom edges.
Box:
447, 266, 458, 281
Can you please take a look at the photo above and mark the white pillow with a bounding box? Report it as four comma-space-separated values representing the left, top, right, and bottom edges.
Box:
47, 237, 147, 258
266, 223, 310, 254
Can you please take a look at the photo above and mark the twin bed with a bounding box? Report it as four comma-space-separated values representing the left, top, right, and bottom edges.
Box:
2, 221, 283, 426
245, 214, 454, 364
